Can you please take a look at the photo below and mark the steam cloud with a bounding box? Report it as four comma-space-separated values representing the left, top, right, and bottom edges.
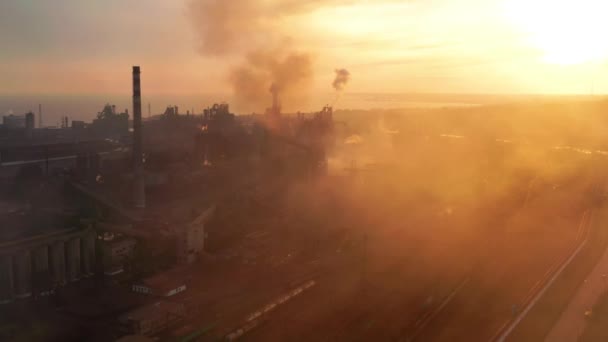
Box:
333, 68, 351, 91
188, 0, 318, 111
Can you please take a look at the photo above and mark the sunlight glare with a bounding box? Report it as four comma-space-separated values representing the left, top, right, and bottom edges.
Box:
503, 0, 608, 65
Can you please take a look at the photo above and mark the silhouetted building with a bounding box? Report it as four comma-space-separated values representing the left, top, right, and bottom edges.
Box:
203, 103, 232, 121
71, 120, 86, 131
90, 104, 129, 140
132, 267, 188, 297
132, 66, 146, 209
265, 83, 282, 131
25, 112, 35, 131
2, 114, 26, 129
100, 234, 137, 276
25, 112, 35, 138
119, 301, 185, 335
163, 106, 179, 117
0, 217, 96, 303
176, 206, 214, 264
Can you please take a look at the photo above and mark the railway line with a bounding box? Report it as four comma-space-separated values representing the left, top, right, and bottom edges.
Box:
491, 209, 593, 342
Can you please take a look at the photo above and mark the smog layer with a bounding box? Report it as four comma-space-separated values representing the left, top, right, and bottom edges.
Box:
2, 1, 608, 341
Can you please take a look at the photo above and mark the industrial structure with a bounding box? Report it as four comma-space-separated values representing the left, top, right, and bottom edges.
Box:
38, 104, 42, 128
132, 66, 146, 209
1, 53, 607, 342
119, 301, 186, 336
99, 232, 137, 276
0, 224, 95, 303
0, 64, 336, 287
265, 83, 282, 131
0, 63, 339, 341
131, 266, 188, 297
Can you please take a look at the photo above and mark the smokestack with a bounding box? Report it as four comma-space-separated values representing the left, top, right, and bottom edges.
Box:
132, 66, 146, 209
270, 83, 280, 116
38, 104, 42, 128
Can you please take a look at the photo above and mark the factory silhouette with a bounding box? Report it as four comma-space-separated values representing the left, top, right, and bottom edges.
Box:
0, 65, 340, 339
4, 0, 608, 341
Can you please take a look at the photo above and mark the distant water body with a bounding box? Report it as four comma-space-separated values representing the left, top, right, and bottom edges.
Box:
0, 93, 598, 127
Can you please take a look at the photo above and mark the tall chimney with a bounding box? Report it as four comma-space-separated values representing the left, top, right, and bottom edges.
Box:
132, 66, 146, 209
270, 83, 280, 116
38, 104, 42, 128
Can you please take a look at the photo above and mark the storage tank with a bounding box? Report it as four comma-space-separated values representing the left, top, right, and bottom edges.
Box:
66, 238, 81, 282
32, 246, 51, 295
81, 232, 96, 276
50, 240, 66, 286
13, 251, 32, 298
0, 255, 14, 304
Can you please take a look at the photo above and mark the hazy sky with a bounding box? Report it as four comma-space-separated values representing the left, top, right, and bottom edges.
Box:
2, 0, 608, 96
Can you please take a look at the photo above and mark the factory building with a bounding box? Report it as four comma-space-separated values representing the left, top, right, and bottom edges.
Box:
176, 205, 215, 264
119, 301, 185, 336
0, 226, 96, 303
131, 266, 188, 297
25, 112, 35, 139
2, 114, 27, 129
100, 234, 137, 276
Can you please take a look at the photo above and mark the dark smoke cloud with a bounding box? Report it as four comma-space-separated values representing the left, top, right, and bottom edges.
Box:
188, 0, 361, 56
333, 68, 351, 91
229, 48, 313, 110
188, 0, 352, 111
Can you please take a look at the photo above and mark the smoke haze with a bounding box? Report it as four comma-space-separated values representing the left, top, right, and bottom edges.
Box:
188, 0, 269, 56
333, 68, 351, 91
229, 48, 313, 111
188, 0, 326, 111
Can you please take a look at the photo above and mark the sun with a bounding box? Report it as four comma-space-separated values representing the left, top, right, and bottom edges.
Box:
503, 0, 608, 65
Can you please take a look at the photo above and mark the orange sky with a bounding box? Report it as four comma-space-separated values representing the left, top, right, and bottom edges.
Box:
1, 0, 608, 96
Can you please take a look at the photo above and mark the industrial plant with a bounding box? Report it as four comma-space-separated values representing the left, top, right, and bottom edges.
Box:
2, 58, 608, 342
0, 65, 341, 340
6, 0, 608, 341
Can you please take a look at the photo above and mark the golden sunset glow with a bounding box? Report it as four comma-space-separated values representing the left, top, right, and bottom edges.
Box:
4, 2, 608, 341
2, 0, 608, 96
504, 0, 608, 65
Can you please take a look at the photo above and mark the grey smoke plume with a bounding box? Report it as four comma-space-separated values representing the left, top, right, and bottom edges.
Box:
333, 68, 351, 91
229, 48, 313, 110
188, 0, 318, 110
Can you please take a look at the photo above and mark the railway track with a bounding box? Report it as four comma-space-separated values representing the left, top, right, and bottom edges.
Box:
490, 209, 593, 342
408, 277, 471, 341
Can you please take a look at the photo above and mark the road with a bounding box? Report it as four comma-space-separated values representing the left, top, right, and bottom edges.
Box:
545, 222, 608, 342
